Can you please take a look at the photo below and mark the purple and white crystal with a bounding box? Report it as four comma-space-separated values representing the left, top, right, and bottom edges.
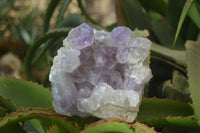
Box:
49, 23, 152, 122
63, 23, 94, 49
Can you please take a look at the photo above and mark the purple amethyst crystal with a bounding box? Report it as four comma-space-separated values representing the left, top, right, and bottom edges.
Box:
63, 23, 94, 49
93, 45, 117, 68
49, 23, 152, 122
125, 77, 143, 91
111, 26, 132, 46
116, 47, 129, 64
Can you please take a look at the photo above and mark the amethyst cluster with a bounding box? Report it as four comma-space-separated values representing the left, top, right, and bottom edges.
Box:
49, 23, 152, 122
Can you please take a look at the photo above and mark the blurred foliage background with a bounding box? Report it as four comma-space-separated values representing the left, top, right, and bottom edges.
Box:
0, 0, 200, 132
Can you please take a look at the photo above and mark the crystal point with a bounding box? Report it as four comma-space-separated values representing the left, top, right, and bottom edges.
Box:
111, 26, 133, 46
64, 23, 94, 49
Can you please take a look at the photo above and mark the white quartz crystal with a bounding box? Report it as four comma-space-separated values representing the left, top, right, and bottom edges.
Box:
49, 23, 152, 122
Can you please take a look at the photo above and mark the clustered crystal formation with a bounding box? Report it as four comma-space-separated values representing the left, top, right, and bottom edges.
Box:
49, 23, 152, 122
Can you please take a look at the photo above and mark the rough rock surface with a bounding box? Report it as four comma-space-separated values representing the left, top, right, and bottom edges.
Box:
49, 23, 152, 122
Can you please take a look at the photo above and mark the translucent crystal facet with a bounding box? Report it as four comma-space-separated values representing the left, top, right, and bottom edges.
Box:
63, 23, 94, 49
111, 26, 133, 46
49, 23, 152, 122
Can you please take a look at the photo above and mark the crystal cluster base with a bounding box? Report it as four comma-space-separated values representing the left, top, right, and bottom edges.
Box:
49, 23, 152, 122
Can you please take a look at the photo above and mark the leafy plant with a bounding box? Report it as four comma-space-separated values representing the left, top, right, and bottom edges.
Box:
0, 0, 200, 132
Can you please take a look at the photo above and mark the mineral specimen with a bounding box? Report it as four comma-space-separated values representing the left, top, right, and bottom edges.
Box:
49, 23, 152, 122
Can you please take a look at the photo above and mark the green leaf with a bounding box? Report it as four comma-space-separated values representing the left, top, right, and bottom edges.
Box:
0, 108, 79, 133
0, 96, 46, 133
0, 92, 36, 133
56, 0, 72, 26
182, 18, 199, 41
149, 12, 173, 46
143, 115, 200, 129
149, 11, 184, 49
0, 77, 51, 133
0, 106, 8, 117
157, 80, 171, 98
115, 0, 151, 30
81, 119, 156, 133
24, 120, 46, 133
0, 124, 26, 133
166, 0, 186, 29
47, 125, 62, 133
162, 127, 200, 133
173, 71, 187, 91
31, 38, 57, 65
151, 42, 186, 67
186, 40, 200, 125
198, 31, 200, 41
168, 71, 191, 102
0, 96, 21, 112
24, 28, 70, 80
0, 77, 53, 109
138, 0, 168, 16
133, 122, 157, 133
137, 98, 194, 121
172, 0, 194, 48
188, 2, 200, 29
58, 14, 83, 28
150, 55, 186, 76
20, 26, 32, 45
151, 43, 186, 77
65, 116, 100, 130
43, 0, 61, 33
